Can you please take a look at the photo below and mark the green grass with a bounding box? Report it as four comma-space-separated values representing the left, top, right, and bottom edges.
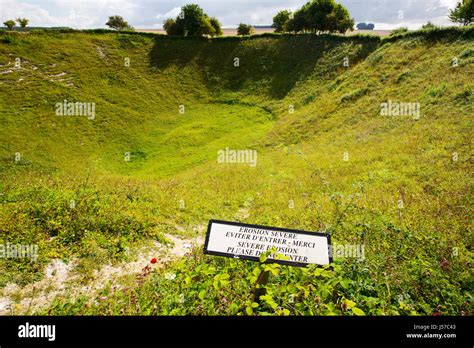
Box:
0, 27, 472, 315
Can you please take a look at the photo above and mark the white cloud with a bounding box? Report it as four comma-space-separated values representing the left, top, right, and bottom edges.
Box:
438, 0, 458, 9
153, 7, 181, 27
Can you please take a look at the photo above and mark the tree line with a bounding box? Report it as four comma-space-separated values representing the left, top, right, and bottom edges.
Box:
2, 0, 472, 35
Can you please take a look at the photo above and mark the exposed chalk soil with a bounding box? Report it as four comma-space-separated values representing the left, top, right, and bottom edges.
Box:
0, 233, 204, 315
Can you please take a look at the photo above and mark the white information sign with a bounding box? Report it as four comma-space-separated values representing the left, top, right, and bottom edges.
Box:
204, 220, 332, 266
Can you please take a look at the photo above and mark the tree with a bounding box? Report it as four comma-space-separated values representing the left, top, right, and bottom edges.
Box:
303, 0, 332, 33
285, 9, 306, 33
16, 18, 29, 29
164, 4, 220, 37
176, 4, 215, 36
210, 17, 223, 36
449, 0, 473, 25
199, 16, 216, 36
237, 23, 255, 36
326, 2, 355, 33
3, 20, 15, 31
176, 4, 205, 36
303, 0, 354, 34
279, 0, 354, 34
272, 10, 292, 33
105, 15, 133, 31
163, 18, 183, 36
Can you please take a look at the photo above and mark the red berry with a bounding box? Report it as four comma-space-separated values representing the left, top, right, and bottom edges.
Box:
151, 258, 157, 264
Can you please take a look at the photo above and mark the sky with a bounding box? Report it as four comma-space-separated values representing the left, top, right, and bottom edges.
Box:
0, 0, 462, 30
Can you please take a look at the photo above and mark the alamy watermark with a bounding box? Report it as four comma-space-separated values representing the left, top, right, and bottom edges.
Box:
0, 242, 38, 261
18, 322, 55, 342
330, 244, 365, 260
380, 100, 421, 119
217, 147, 257, 167
55, 99, 95, 120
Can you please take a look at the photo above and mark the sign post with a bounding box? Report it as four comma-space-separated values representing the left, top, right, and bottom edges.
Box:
204, 220, 332, 267
253, 269, 270, 303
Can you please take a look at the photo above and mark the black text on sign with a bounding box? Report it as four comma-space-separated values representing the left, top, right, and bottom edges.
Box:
204, 220, 332, 267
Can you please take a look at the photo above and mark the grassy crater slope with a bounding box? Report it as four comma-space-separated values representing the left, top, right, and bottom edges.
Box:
0, 28, 472, 315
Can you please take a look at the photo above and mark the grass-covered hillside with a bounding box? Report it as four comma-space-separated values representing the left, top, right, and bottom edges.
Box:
0, 27, 472, 316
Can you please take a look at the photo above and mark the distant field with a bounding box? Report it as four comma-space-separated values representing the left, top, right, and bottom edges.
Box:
137, 28, 392, 37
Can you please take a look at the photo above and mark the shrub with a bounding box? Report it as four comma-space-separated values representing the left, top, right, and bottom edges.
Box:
390, 27, 409, 36
16, 18, 29, 29
106, 15, 133, 31
237, 23, 255, 36
3, 20, 15, 31
421, 22, 437, 30
340, 88, 369, 103
454, 88, 472, 103
1, 35, 14, 44
459, 47, 474, 58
